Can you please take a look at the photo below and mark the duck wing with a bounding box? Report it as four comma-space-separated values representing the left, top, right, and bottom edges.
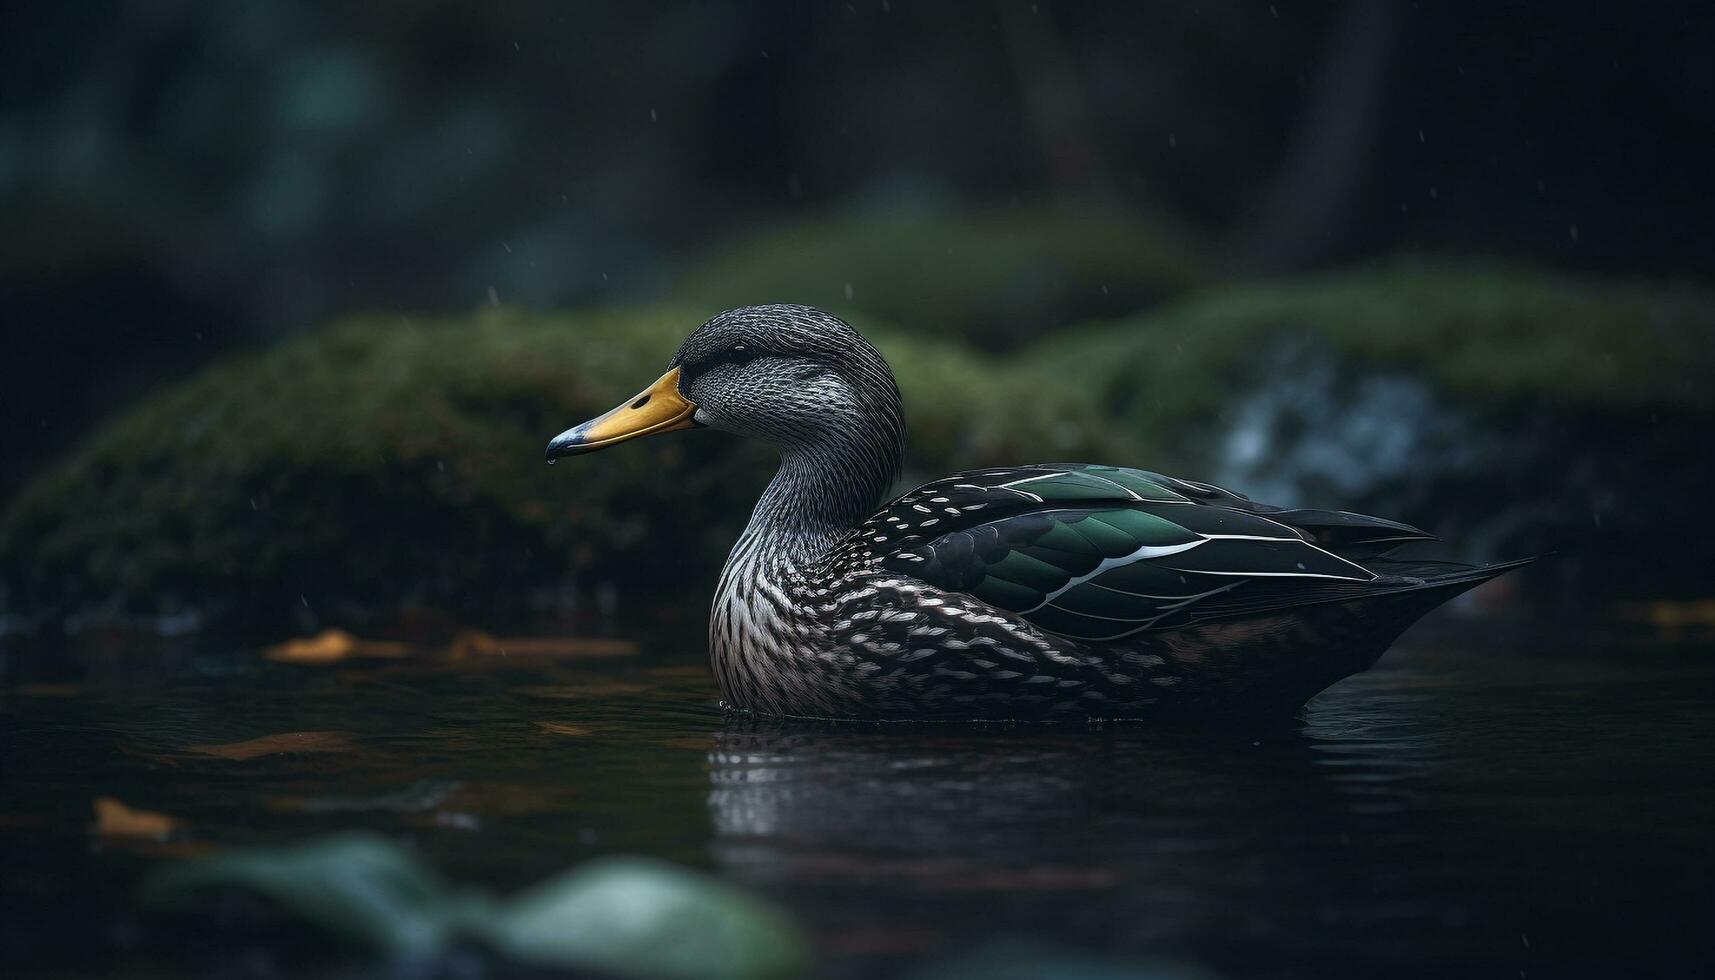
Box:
857, 463, 1497, 642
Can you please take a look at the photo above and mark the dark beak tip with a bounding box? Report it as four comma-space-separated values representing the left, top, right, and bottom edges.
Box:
544, 433, 582, 462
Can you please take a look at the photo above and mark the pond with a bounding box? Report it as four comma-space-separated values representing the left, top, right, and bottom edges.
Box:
2, 617, 1711, 979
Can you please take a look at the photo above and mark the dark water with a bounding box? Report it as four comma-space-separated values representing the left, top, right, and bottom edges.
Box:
2, 619, 1712, 979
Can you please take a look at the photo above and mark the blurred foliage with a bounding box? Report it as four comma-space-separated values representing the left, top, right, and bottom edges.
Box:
143, 833, 810, 979
673, 204, 1208, 348
0, 0, 1328, 501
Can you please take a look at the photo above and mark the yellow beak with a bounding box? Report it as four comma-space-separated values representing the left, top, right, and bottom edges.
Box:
545, 367, 700, 460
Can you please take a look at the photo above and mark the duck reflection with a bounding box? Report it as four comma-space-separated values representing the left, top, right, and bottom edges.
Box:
704, 713, 1416, 967
711, 716, 1336, 871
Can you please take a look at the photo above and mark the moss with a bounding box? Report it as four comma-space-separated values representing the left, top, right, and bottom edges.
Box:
0, 306, 1120, 633
1034, 258, 1715, 461
671, 204, 1207, 349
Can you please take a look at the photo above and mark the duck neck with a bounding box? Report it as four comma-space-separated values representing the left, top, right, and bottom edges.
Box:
734, 431, 902, 576
749, 445, 894, 569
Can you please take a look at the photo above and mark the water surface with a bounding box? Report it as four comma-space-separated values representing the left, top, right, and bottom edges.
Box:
2, 619, 1711, 978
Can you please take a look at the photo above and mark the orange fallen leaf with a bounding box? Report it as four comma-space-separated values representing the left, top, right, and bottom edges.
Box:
266, 628, 410, 664
447, 630, 638, 659
93, 797, 180, 840
1618, 598, 1715, 638
533, 721, 592, 737
184, 731, 356, 761
17, 683, 80, 697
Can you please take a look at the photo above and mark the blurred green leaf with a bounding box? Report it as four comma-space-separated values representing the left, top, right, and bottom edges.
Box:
490, 856, 810, 980
140, 835, 810, 979
141, 833, 454, 957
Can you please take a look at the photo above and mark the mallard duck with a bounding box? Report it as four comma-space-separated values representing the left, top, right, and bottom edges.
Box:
546, 305, 1525, 720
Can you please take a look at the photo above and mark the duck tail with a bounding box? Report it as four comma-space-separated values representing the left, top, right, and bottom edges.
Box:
1366, 556, 1535, 594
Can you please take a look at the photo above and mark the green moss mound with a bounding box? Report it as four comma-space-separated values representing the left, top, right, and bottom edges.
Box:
0, 306, 1119, 634
1039, 258, 1714, 448
671, 204, 1206, 349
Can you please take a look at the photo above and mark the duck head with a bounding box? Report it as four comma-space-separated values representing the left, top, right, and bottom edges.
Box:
545, 304, 905, 465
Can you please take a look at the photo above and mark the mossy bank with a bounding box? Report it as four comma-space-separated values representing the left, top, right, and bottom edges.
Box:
0, 306, 1119, 636
6, 260, 1711, 635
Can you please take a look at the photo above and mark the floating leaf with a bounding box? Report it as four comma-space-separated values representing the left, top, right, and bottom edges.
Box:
17, 683, 80, 697
1618, 598, 1715, 640
448, 630, 638, 659
533, 721, 592, 737
184, 731, 356, 761
266, 628, 409, 664
93, 796, 180, 840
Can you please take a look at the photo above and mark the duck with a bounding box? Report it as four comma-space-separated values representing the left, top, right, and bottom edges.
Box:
546, 304, 1526, 721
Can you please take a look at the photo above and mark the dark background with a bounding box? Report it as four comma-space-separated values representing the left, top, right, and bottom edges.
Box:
6, 2, 1712, 499
2, 2, 1713, 631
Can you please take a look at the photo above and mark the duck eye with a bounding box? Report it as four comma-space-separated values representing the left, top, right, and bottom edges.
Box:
731, 343, 748, 355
